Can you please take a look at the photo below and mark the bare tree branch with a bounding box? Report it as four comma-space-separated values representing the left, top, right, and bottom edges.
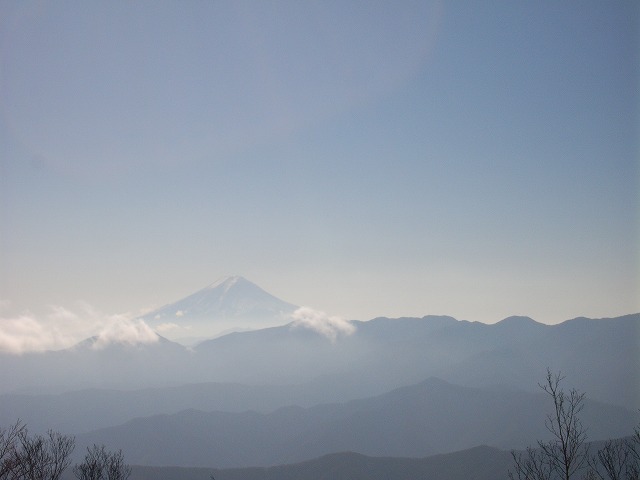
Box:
12, 428, 75, 480
73, 444, 131, 480
510, 369, 589, 480
0, 420, 26, 480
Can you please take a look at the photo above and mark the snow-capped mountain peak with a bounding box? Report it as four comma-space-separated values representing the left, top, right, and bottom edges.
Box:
141, 276, 298, 344
207, 275, 242, 293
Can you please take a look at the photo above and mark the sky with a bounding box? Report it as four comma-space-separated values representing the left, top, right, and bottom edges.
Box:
0, 1, 638, 346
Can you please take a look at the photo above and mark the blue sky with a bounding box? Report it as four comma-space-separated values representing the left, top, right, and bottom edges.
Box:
1, 1, 638, 326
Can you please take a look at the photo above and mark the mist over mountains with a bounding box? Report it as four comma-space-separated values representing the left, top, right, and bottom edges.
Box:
1, 277, 638, 477
70, 378, 637, 469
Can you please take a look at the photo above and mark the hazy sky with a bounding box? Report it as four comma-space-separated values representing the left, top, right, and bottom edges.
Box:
1, 1, 638, 328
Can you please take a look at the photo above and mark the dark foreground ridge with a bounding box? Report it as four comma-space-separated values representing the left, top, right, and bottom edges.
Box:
108, 446, 514, 480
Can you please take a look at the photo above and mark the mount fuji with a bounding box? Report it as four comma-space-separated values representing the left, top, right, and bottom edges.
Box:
140, 276, 299, 344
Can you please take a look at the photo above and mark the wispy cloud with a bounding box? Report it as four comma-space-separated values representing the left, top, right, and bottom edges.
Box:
91, 316, 158, 350
0, 303, 158, 354
289, 307, 356, 342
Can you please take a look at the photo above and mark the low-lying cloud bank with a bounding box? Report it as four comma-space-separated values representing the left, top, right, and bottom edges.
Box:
289, 306, 356, 341
0, 303, 354, 353
0, 302, 158, 354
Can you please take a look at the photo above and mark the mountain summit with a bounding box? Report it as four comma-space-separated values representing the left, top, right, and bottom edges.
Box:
141, 276, 298, 344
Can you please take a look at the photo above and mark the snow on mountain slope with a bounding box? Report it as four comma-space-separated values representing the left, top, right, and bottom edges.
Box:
140, 276, 299, 343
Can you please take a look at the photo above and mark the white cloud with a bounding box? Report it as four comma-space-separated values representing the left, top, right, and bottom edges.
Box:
91, 317, 158, 350
175, 310, 185, 317
289, 307, 356, 342
0, 303, 158, 354
0, 313, 73, 354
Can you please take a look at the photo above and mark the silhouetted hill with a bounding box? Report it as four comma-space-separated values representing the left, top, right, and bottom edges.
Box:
72, 378, 637, 468
0, 382, 342, 434
113, 446, 514, 480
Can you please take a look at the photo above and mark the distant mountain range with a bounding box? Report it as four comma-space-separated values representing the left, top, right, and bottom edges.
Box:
70, 377, 637, 469
57, 445, 518, 480
1, 277, 638, 476
0, 312, 637, 410
61, 441, 626, 480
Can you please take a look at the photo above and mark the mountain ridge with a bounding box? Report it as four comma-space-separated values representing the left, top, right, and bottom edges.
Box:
1, 313, 637, 410
60, 444, 516, 480
72, 377, 638, 469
